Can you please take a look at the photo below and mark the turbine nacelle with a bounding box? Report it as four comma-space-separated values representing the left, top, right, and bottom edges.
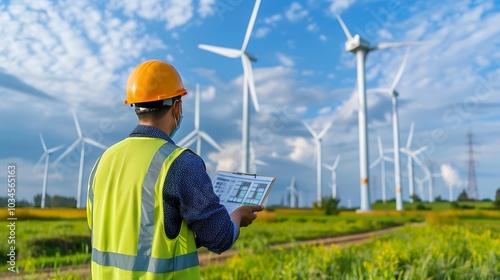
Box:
245, 52, 257, 62
345, 34, 371, 52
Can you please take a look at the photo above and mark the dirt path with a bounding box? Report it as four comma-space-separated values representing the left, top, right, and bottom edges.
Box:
2, 225, 412, 279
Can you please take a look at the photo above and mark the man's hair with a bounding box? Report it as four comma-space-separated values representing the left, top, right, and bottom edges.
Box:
134, 96, 181, 121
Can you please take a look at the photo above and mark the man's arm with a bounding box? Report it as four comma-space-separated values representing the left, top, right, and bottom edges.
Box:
167, 151, 237, 253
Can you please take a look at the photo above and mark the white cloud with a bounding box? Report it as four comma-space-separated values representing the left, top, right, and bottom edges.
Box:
198, 0, 215, 18
307, 23, 318, 32
276, 52, 295, 68
109, 0, 194, 30
319, 34, 328, 41
329, 0, 356, 14
285, 2, 308, 22
255, 27, 271, 38
264, 14, 282, 25
166, 54, 174, 62
201, 85, 216, 101
319, 107, 331, 114
440, 164, 463, 188
378, 29, 393, 40
302, 70, 315, 76
286, 137, 315, 162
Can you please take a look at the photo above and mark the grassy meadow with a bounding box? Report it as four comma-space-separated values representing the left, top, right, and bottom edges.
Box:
0, 207, 499, 279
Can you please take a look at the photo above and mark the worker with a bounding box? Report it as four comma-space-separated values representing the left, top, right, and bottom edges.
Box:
86, 60, 263, 279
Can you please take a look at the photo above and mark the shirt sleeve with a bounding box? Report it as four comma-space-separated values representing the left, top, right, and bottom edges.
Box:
168, 151, 237, 254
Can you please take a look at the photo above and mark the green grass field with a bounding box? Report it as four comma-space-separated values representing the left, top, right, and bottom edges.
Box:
372, 200, 494, 211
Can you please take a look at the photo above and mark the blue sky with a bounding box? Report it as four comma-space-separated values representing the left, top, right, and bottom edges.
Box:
1, 0, 499, 208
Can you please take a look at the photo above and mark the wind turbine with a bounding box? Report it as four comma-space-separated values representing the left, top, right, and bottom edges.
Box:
369, 136, 393, 204
54, 112, 107, 208
400, 146, 430, 202
336, 14, 425, 212
323, 155, 341, 199
303, 118, 334, 206
403, 122, 428, 202
198, 0, 261, 173
34, 134, 64, 208
369, 49, 410, 211
287, 177, 298, 208
177, 84, 223, 156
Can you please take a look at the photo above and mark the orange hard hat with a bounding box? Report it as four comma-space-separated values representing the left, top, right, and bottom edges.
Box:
124, 60, 187, 105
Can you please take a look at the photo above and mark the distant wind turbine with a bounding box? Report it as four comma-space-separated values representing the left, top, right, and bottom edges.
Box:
336, 14, 425, 211
403, 122, 428, 202
369, 48, 411, 211
303, 117, 334, 206
34, 134, 64, 208
54, 112, 107, 208
369, 136, 393, 204
198, 0, 261, 173
323, 154, 341, 199
178, 84, 223, 156
287, 177, 298, 208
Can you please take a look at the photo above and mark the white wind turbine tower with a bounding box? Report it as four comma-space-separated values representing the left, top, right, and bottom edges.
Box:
34, 134, 64, 208
54, 112, 107, 208
369, 48, 411, 211
369, 136, 393, 204
303, 118, 334, 206
336, 14, 425, 212
323, 155, 341, 199
198, 0, 261, 173
287, 177, 298, 208
178, 84, 223, 156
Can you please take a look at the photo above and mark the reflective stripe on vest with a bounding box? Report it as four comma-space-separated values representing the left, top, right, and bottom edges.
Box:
88, 139, 199, 277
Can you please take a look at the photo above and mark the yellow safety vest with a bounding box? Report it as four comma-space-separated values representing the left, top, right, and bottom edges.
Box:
87, 137, 200, 279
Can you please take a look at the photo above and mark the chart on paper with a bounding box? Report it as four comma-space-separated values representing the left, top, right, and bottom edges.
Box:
213, 171, 275, 214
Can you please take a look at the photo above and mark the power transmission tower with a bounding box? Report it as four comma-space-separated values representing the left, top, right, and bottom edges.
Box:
466, 132, 479, 200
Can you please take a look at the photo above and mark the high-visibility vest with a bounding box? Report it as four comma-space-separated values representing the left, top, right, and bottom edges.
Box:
87, 137, 200, 279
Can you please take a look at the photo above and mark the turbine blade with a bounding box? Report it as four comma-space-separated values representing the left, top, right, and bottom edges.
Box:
242, 55, 260, 112
255, 159, 268, 166
413, 145, 428, 155
332, 155, 341, 169
241, 0, 262, 51
83, 138, 108, 150
318, 117, 334, 139
34, 154, 46, 171
195, 84, 200, 130
199, 131, 223, 151
383, 156, 394, 163
406, 122, 415, 148
390, 48, 410, 92
54, 139, 80, 164
177, 130, 197, 147
47, 144, 65, 154
302, 121, 318, 138
370, 158, 382, 169
377, 136, 384, 157
367, 88, 391, 95
198, 44, 242, 58
335, 13, 353, 39
372, 41, 427, 50
183, 136, 198, 149
322, 163, 333, 171
39, 133, 47, 151
72, 111, 82, 138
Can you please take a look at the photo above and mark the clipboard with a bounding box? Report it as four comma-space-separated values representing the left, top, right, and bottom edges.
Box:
212, 171, 276, 213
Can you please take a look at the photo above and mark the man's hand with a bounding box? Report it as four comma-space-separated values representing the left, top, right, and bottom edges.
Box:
230, 205, 264, 228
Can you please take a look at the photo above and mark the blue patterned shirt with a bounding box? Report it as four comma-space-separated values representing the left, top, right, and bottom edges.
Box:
130, 125, 237, 254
